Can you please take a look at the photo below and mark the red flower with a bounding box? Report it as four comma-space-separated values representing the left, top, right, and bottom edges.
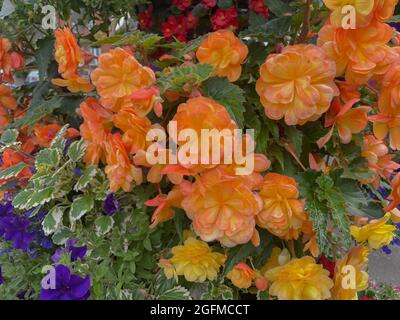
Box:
162, 16, 187, 40
202, 0, 217, 8
172, 0, 191, 11
183, 13, 199, 30
138, 5, 153, 30
210, 7, 239, 31
319, 255, 336, 279
249, 0, 269, 18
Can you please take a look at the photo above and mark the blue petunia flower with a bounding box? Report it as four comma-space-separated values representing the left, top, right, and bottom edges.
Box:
103, 193, 119, 216
381, 246, 392, 255
51, 239, 87, 263
39, 265, 90, 300
2, 215, 35, 251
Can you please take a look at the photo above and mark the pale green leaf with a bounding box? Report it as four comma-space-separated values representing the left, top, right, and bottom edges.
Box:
69, 195, 94, 222
42, 206, 65, 236
0, 162, 27, 180
67, 140, 87, 162
95, 215, 114, 236
158, 286, 192, 300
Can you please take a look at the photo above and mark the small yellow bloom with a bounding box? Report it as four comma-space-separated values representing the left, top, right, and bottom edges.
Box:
266, 256, 333, 300
331, 245, 369, 300
158, 258, 177, 281
170, 237, 226, 282
350, 213, 396, 249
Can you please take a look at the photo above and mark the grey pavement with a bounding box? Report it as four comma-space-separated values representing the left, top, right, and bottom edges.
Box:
368, 245, 400, 285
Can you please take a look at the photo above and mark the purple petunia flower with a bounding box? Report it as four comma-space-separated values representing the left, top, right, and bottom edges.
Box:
391, 238, 400, 246
51, 239, 87, 263
2, 215, 35, 251
389, 22, 400, 32
381, 246, 392, 255
40, 265, 90, 300
0, 202, 14, 236
0, 267, 4, 285
103, 193, 119, 216
74, 168, 82, 177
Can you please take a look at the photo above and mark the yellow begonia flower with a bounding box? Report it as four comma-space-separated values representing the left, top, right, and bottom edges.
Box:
350, 212, 396, 249
170, 237, 226, 282
265, 256, 333, 300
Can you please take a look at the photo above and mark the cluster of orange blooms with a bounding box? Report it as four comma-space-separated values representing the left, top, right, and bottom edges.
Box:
0, 35, 80, 189
3, 0, 400, 299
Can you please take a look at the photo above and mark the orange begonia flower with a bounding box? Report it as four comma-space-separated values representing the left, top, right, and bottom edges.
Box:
227, 262, 256, 289
54, 27, 83, 78
0, 149, 32, 186
319, 98, 370, 146
257, 173, 307, 240
0, 84, 17, 110
385, 174, 400, 211
318, 20, 398, 86
301, 216, 320, 258
112, 108, 152, 154
52, 73, 94, 93
104, 133, 143, 192
196, 29, 248, 82
171, 96, 237, 172
378, 63, 400, 114
91, 48, 155, 103
0, 37, 24, 82
369, 112, 400, 150
256, 44, 338, 126
79, 98, 113, 165
181, 167, 262, 247
373, 0, 399, 21
144, 184, 186, 228
0, 37, 12, 81
332, 245, 369, 300
323, 0, 396, 28
33, 124, 80, 148
336, 81, 361, 102
361, 135, 400, 187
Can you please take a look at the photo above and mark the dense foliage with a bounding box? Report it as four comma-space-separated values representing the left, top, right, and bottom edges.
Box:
0, 0, 400, 300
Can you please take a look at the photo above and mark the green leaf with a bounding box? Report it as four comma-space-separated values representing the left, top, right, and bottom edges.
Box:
285, 126, 303, 156
35, 36, 55, 80
67, 140, 87, 162
224, 243, 255, 276
69, 195, 94, 222
74, 166, 98, 191
158, 286, 192, 300
50, 124, 69, 149
157, 64, 214, 93
297, 171, 329, 252
8, 95, 60, 129
35, 148, 61, 168
0, 129, 19, 145
95, 216, 114, 236
52, 227, 73, 245
0, 162, 27, 180
25, 187, 55, 209
217, 0, 233, 9
201, 77, 246, 127
316, 175, 351, 247
42, 206, 65, 236
12, 188, 34, 209
264, 0, 294, 16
